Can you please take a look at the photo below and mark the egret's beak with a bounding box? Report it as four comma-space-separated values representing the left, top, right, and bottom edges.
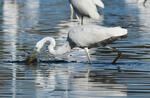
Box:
32, 47, 39, 58
25, 47, 39, 63
33, 47, 40, 62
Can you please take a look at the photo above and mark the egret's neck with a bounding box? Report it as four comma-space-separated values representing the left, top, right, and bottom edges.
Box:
36, 37, 71, 55
35, 37, 56, 54
44, 37, 56, 55
48, 41, 71, 56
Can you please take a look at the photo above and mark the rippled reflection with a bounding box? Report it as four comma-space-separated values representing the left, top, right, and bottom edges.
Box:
20, 0, 39, 30
3, 1, 18, 98
33, 63, 127, 97
3, 0, 18, 60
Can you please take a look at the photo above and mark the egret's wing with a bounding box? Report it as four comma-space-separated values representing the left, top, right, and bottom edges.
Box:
68, 25, 127, 48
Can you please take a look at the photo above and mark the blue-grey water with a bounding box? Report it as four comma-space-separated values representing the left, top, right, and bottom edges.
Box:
0, 0, 150, 98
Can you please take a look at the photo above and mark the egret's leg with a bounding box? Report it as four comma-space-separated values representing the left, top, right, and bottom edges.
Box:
70, 4, 74, 20
77, 14, 82, 25
143, 0, 147, 7
76, 14, 80, 22
117, 66, 122, 72
84, 48, 92, 64
81, 16, 84, 25
87, 64, 91, 77
105, 46, 121, 64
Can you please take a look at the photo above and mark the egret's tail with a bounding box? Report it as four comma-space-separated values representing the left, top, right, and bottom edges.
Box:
109, 27, 128, 37
89, 11, 100, 19
93, 0, 104, 9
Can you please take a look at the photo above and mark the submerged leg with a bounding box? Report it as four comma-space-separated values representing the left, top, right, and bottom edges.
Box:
76, 14, 80, 22
81, 16, 84, 25
77, 14, 82, 25
84, 47, 92, 64
105, 45, 121, 64
87, 64, 91, 77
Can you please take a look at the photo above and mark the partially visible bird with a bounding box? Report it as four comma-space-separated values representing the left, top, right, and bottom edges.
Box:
137, 0, 148, 7
69, 0, 104, 24
34, 25, 128, 64
143, 0, 147, 7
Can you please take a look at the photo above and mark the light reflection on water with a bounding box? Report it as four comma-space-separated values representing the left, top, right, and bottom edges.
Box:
0, 0, 150, 98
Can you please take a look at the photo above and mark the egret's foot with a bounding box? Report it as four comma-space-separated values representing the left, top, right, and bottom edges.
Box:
105, 46, 122, 64
112, 51, 121, 64
117, 66, 122, 72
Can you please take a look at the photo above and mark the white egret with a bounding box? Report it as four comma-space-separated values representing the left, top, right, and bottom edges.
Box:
69, 0, 104, 24
34, 25, 128, 64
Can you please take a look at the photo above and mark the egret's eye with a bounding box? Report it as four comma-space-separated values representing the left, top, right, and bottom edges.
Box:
34, 47, 38, 51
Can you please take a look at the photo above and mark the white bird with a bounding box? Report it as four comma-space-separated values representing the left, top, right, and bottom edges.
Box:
69, 0, 104, 24
137, 0, 148, 7
34, 25, 128, 64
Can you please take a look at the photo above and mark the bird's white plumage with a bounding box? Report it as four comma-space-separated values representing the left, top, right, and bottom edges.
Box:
69, 0, 104, 20
35, 25, 127, 54
67, 25, 127, 47
35, 37, 71, 56
35, 37, 56, 53
35, 25, 127, 63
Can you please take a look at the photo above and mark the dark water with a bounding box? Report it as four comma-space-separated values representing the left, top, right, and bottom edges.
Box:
0, 0, 150, 97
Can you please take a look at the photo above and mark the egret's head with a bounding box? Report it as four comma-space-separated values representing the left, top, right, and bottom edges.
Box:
34, 47, 39, 53
34, 47, 38, 54
34, 40, 44, 53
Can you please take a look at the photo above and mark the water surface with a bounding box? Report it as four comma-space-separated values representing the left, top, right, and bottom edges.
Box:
0, 0, 150, 97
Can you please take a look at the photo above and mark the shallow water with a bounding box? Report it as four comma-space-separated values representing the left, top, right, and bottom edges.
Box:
0, 0, 150, 97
